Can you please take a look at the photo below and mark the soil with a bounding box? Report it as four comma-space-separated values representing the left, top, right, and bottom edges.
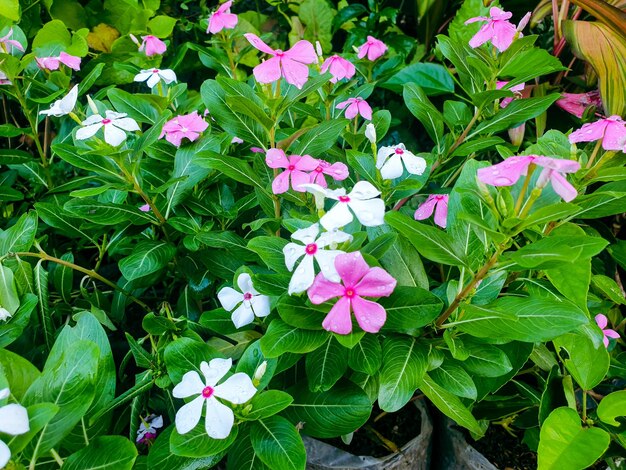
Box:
324, 400, 423, 458
464, 425, 537, 470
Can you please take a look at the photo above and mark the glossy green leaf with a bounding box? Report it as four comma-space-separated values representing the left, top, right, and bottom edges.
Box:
118, 241, 176, 281
260, 319, 328, 358
63, 436, 138, 470
305, 337, 348, 392
597, 390, 626, 426
250, 416, 306, 470
554, 333, 610, 390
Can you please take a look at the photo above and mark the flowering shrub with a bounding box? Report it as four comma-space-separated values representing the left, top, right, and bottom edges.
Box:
0, 0, 625, 469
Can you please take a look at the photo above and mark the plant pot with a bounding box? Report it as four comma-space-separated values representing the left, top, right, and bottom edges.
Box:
436, 419, 497, 470
304, 400, 433, 470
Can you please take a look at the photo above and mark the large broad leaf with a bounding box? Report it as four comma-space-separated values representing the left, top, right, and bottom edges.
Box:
380, 286, 443, 333
291, 119, 348, 156
348, 334, 382, 375
430, 362, 477, 400
553, 333, 610, 390
259, 319, 328, 358
118, 241, 176, 281
382, 63, 454, 95
537, 407, 610, 470
0, 349, 40, 400
250, 416, 306, 470
164, 337, 222, 383
0, 211, 38, 256
305, 337, 348, 392
62, 436, 138, 470
563, 20, 626, 116
149, 427, 224, 469
402, 83, 444, 146
226, 426, 270, 470
569, 0, 626, 38
283, 381, 371, 438
170, 423, 238, 458
597, 390, 626, 426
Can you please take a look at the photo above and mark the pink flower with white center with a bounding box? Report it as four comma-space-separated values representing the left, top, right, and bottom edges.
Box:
357, 36, 387, 61
134, 68, 177, 89
35, 52, 81, 71
310, 160, 349, 187
595, 314, 620, 348
336, 97, 372, 120
0, 70, 11, 86
477, 155, 581, 202
265, 148, 320, 194
138, 35, 167, 56
307, 251, 396, 334
245, 34, 317, 89
207, 0, 238, 34
0, 29, 24, 54
136, 414, 163, 444
414, 195, 449, 228
496, 81, 526, 108
0, 387, 30, 469
320, 55, 356, 83
465, 7, 530, 52
160, 111, 209, 147
301, 181, 386, 230
76, 110, 140, 146
556, 91, 602, 119
217, 273, 270, 328
284, 223, 352, 294
173, 358, 256, 439
568, 116, 626, 151
376, 143, 427, 180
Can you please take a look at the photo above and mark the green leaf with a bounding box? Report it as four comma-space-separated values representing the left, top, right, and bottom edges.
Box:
148, 15, 177, 37
430, 362, 477, 400
597, 390, 626, 426
226, 426, 269, 470
244, 391, 293, 420
0, 0, 19, 21
35, 201, 96, 244
276, 296, 325, 330
118, 241, 176, 281
554, 333, 609, 390
51, 144, 124, 181
164, 337, 222, 384
0, 211, 38, 256
291, 119, 348, 156
259, 319, 328, 358
8, 403, 59, 454
33, 261, 53, 350
149, 427, 224, 470
107, 89, 161, 124
461, 341, 513, 378
537, 407, 610, 470
380, 286, 443, 334
236, 340, 277, 391
64, 198, 157, 225
403, 83, 444, 146
382, 63, 454, 95
385, 211, 468, 267
247, 237, 289, 273
171, 423, 238, 458
305, 337, 348, 392
348, 334, 382, 375
378, 336, 428, 412
283, 381, 371, 438
0, 293, 37, 349
250, 416, 306, 470
0, 349, 40, 400
62, 436, 138, 470
0, 264, 19, 315
0, 149, 33, 165
419, 373, 483, 436
52, 253, 74, 304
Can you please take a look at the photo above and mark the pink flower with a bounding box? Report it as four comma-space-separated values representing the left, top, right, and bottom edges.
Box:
310, 160, 349, 187
160, 111, 209, 147
465, 7, 529, 52
307, 251, 396, 334
139, 35, 167, 56
556, 91, 602, 119
231, 136, 243, 144
336, 97, 372, 120
414, 195, 449, 228
320, 55, 355, 83
36, 52, 81, 71
595, 314, 619, 348
250, 147, 264, 153
477, 155, 581, 202
357, 36, 387, 61
244, 34, 317, 89
0, 28, 24, 53
568, 116, 626, 151
139, 204, 151, 212
496, 81, 526, 108
208, 1, 238, 34
265, 148, 319, 194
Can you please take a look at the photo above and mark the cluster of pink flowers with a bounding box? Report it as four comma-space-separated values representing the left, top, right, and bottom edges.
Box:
265, 149, 348, 194
465, 7, 530, 52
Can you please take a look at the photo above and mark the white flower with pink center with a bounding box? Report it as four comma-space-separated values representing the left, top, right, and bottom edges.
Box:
376, 143, 427, 180
217, 273, 270, 328
134, 68, 177, 89
283, 223, 352, 295
0, 387, 30, 468
173, 358, 256, 439
75, 110, 140, 146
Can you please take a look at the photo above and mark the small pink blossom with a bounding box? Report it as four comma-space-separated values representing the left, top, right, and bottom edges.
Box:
307, 251, 396, 334
139, 35, 167, 56
568, 116, 626, 151
357, 36, 387, 61
465, 7, 529, 52
0, 28, 24, 53
336, 97, 372, 120
556, 91, 602, 119
36, 52, 81, 71
310, 160, 349, 187
250, 147, 264, 153
265, 149, 319, 194
160, 111, 209, 147
231, 136, 243, 144
320, 55, 356, 83
496, 81, 526, 108
595, 314, 620, 348
244, 34, 317, 89
208, 1, 238, 34
139, 204, 151, 212
477, 155, 581, 202
414, 195, 449, 228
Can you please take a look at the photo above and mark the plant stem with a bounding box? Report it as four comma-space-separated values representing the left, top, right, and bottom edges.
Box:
518, 187, 542, 220
11, 252, 151, 312
447, 109, 480, 156
582, 389, 588, 422
514, 165, 536, 215
585, 139, 603, 169
50, 449, 64, 466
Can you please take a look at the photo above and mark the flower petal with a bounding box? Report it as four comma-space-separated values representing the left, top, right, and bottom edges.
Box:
284, 243, 306, 271
231, 303, 255, 328
0, 404, 30, 435
203, 358, 233, 387
114, 117, 140, 131
321, 296, 353, 334
104, 124, 127, 146
334, 251, 370, 287
173, 370, 205, 398
291, 223, 320, 245
271, 170, 291, 194
351, 296, 386, 333
349, 198, 386, 227
320, 202, 353, 230
250, 294, 271, 318
380, 154, 404, 180
414, 196, 437, 221
307, 272, 345, 304
288, 254, 316, 294
237, 273, 255, 294
244, 33, 276, 55
265, 148, 289, 169
217, 287, 243, 311
355, 267, 397, 297
281, 57, 310, 89
75, 123, 102, 140
315, 249, 343, 283
548, 171, 578, 202
291, 169, 313, 192
285, 40, 317, 64
174, 395, 204, 434
595, 314, 608, 330
349, 181, 381, 200
214, 373, 257, 404
204, 397, 234, 439
253, 57, 282, 84
433, 196, 449, 228
0, 439, 11, 469
402, 152, 427, 176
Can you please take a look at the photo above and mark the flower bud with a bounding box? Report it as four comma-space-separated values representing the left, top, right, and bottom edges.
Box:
253, 361, 267, 385
315, 41, 323, 57
365, 123, 376, 143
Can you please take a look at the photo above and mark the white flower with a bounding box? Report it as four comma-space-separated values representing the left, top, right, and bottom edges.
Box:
0, 307, 11, 321
75, 110, 140, 146
301, 181, 386, 230
376, 143, 427, 180
0, 70, 11, 86
253, 361, 267, 383
365, 123, 376, 143
134, 68, 177, 89
39, 84, 78, 117
0, 388, 30, 469
217, 273, 270, 328
136, 414, 163, 443
283, 223, 352, 294
173, 358, 256, 439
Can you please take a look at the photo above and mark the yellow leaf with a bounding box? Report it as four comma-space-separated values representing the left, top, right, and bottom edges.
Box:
87, 24, 120, 53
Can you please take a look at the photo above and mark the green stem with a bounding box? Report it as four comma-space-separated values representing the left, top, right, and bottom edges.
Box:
518, 187, 542, 220
514, 165, 536, 215
447, 108, 480, 157
585, 139, 603, 169
582, 389, 588, 422
50, 449, 63, 467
